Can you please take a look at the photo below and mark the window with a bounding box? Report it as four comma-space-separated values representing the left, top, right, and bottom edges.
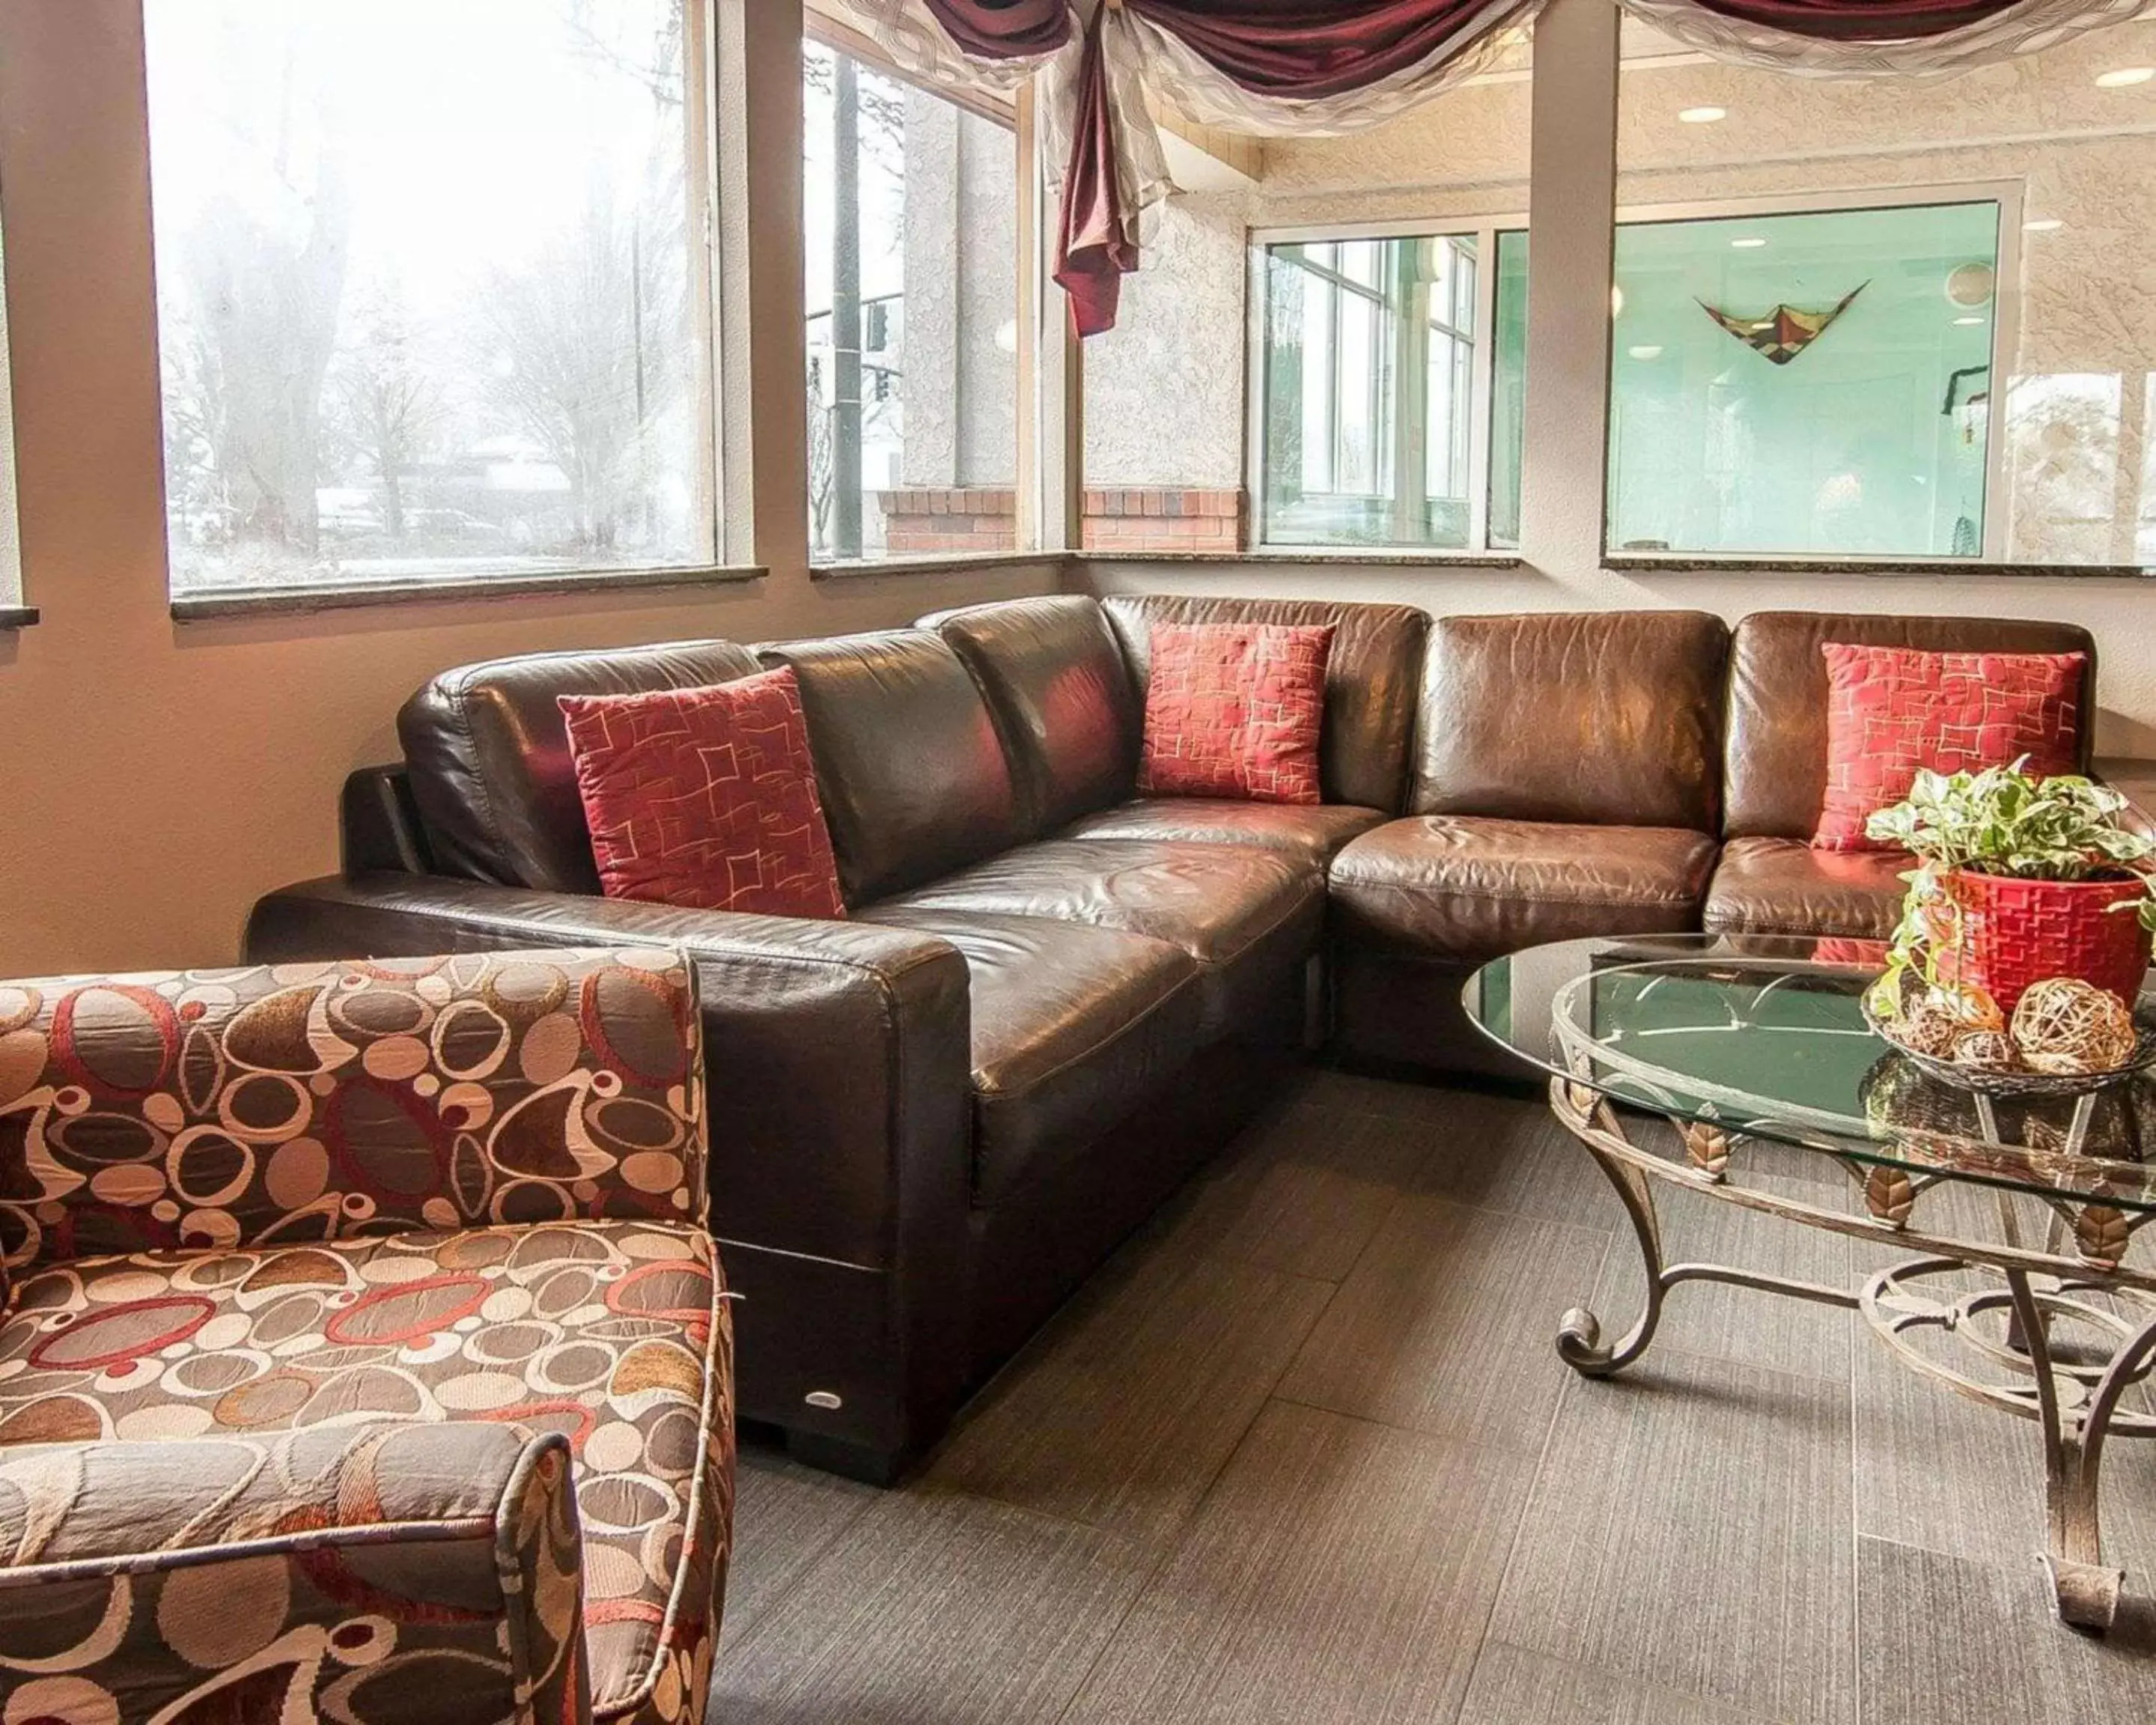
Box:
1613, 16, 2156, 563
1607, 199, 2000, 558
1255, 228, 1505, 550
144, 0, 716, 596
804, 42, 1019, 563
1238, 31, 1533, 555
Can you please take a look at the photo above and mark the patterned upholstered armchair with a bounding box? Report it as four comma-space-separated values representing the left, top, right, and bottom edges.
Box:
0, 949, 731, 1725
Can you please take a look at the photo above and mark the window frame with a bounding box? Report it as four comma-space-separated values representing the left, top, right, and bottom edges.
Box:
1247, 213, 1520, 556
801, 18, 1032, 569
1248, 177, 2024, 565
1602, 178, 2023, 564
144, 0, 738, 609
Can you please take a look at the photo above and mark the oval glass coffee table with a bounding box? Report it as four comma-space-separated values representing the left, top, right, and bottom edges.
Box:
1465, 933, 2156, 1631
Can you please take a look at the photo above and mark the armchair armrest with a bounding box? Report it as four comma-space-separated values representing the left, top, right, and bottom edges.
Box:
0, 1423, 588, 1724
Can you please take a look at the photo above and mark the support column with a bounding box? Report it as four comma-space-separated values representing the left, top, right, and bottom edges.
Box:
1515, 0, 1618, 580
717, 0, 812, 578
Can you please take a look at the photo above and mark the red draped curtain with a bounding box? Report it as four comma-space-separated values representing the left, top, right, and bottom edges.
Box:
923, 0, 1074, 58
874, 0, 2146, 333
1684, 0, 2034, 38
1124, 0, 1540, 97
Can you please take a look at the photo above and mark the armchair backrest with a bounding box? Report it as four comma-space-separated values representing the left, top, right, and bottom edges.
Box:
0, 949, 706, 1280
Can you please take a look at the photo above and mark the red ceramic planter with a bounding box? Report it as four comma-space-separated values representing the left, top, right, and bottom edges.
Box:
1946, 869, 2153, 1013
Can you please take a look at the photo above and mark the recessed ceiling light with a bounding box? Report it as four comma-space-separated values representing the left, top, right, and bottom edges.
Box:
2023, 217, 2064, 232
1731, 237, 1767, 249
1953, 315, 1984, 326
1627, 344, 1664, 361
1678, 106, 1726, 124
2096, 66, 2155, 88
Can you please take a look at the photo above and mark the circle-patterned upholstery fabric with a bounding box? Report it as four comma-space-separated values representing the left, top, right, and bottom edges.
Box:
0, 949, 707, 1280
0, 1220, 732, 1722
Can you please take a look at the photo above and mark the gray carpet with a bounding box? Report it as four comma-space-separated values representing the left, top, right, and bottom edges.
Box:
709, 1071, 2156, 1724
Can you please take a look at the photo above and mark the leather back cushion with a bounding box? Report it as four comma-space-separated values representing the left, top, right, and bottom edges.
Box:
923, 596, 1140, 834
1103, 594, 1429, 812
399, 641, 766, 891
1725, 612, 2100, 839
758, 630, 1024, 902
1413, 610, 1729, 831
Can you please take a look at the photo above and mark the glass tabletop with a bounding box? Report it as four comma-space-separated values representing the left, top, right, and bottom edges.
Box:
1464, 934, 2156, 1214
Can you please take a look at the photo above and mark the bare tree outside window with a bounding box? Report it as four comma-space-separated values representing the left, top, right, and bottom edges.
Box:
803, 42, 1018, 563
144, 0, 713, 594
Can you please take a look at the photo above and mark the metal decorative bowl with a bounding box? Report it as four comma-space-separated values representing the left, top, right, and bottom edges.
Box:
1860, 991, 2156, 1098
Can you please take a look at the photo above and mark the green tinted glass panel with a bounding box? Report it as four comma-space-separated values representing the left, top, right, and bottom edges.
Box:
1607, 201, 1998, 558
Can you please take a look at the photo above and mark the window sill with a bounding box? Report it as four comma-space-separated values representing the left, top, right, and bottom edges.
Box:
169, 563, 766, 621
0, 605, 37, 630
809, 550, 1062, 581
1605, 554, 2156, 579
1081, 547, 1526, 569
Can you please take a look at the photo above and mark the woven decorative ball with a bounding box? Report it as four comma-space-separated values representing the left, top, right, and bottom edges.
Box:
1951, 1029, 2018, 1071
1930, 983, 2005, 1032
1894, 1000, 1963, 1059
2009, 977, 2137, 1075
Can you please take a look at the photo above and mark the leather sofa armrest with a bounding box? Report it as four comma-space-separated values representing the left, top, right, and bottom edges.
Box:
0, 1423, 589, 1722
246, 874, 975, 1452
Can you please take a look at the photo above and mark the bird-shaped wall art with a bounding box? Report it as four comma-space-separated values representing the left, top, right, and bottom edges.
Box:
1696, 282, 1867, 365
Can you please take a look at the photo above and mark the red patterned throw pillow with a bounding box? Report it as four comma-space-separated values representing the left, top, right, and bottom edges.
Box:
1138, 622, 1334, 805
1813, 642, 2086, 851
559, 669, 847, 918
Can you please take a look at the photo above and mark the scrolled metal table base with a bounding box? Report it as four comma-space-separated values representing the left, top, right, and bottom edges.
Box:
1550, 1077, 2156, 1632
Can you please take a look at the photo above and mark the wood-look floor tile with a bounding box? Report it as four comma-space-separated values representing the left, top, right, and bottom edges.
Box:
1157, 1099, 1430, 1282
1059, 1400, 1535, 1725
710, 1488, 1153, 1725
1457, 1641, 1789, 1724
1851, 1282, 2156, 1581
1274, 1193, 1610, 1451
1410, 1088, 1627, 1233
1487, 1349, 1855, 1725
1856, 1534, 2156, 1725
719, 1442, 880, 1645
926, 1236, 1334, 1544
1583, 1175, 1856, 1384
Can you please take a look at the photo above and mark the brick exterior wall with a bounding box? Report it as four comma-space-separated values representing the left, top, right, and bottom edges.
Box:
875, 485, 1245, 555
1082, 487, 1243, 553
877, 487, 1017, 556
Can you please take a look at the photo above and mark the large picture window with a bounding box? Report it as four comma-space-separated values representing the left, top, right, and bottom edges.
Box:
144, 0, 716, 596
1255, 229, 1506, 551
804, 40, 1019, 564
1613, 16, 2156, 565
1607, 198, 2002, 559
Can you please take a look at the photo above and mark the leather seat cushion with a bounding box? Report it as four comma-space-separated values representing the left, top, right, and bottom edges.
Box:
0, 1222, 729, 1722
1061, 798, 1386, 862
1702, 835, 1912, 940
871, 839, 1325, 1040
1330, 817, 1719, 962
859, 907, 1205, 1205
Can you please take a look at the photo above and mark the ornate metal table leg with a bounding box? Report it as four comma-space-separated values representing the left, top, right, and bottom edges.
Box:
2004, 1271, 2156, 1631
1558, 1127, 1667, 1378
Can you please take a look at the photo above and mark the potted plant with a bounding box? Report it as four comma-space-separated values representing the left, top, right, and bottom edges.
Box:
1866, 759, 2156, 1023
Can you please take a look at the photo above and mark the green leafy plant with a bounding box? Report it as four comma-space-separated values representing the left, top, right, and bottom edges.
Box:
1863, 758, 2156, 1019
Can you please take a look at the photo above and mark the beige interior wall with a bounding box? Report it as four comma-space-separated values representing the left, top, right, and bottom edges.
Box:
0, 0, 1054, 977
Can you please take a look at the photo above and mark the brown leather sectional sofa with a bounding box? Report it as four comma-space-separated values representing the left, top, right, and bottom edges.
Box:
246, 595, 2098, 1476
